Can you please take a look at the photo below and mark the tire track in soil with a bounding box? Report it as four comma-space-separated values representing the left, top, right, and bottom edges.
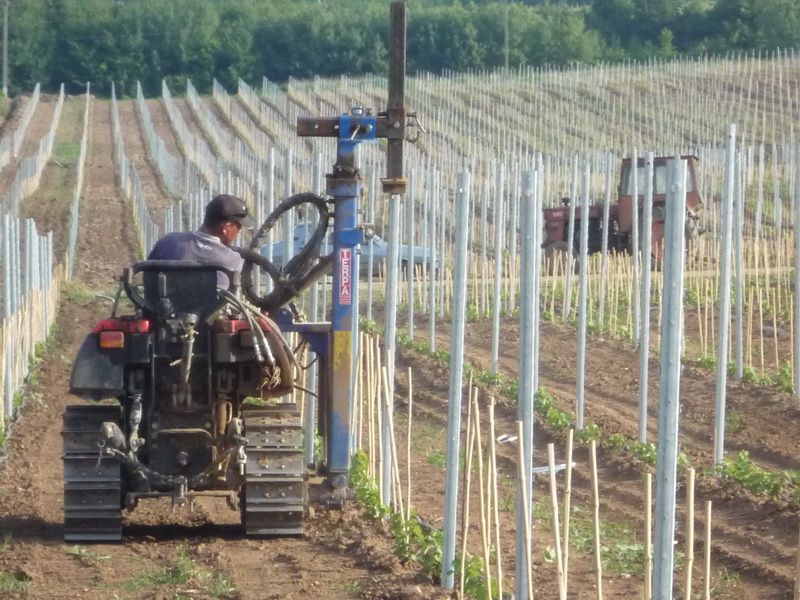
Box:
1, 100, 442, 599
0, 99, 57, 199
117, 98, 176, 223
398, 316, 796, 597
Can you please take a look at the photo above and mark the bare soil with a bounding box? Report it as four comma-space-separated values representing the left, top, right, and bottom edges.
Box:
388, 314, 799, 598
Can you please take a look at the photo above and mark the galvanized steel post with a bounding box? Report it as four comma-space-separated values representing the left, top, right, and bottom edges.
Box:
576, 162, 590, 430
515, 168, 537, 600
631, 146, 641, 345
652, 156, 688, 599
638, 152, 654, 443
407, 168, 415, 337
491, 162, 506, 374
441, 170, 471, 590
383, 187, 402, 505
733, 151, 745, 380
598, 152, 613, 326
794, 151, 800, 400
714, 124, 736, 465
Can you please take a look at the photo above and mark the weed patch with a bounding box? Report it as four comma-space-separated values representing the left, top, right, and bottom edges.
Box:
0, 571, 31, 593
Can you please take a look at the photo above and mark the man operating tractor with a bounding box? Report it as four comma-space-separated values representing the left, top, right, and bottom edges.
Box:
147, 193, 254, 288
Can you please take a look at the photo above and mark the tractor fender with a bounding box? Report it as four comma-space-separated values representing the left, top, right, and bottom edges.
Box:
69, 333, 126, 400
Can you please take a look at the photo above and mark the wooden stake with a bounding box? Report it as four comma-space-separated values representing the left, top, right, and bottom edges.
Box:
563, 429, 574, 595
516, 421, 533, 600
704, 501, 712, 600
548, 443, 566, 600
645, 472, 653, 600
459, 401, 476, 595
684, 468, 695, 600
488, 397, 503, 600
406, 366, 413, 521
473, 396, 493, 600
381, 366, 405, 518
367, 336, 376, 478
375, 337, 384, 501
590, 440, 603, 600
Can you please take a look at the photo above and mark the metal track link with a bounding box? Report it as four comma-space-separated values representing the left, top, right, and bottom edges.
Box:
242, 404, 306, 536
62, 405, 123, 542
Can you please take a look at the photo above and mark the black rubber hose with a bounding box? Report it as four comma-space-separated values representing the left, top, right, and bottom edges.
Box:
235, 192, 331, 311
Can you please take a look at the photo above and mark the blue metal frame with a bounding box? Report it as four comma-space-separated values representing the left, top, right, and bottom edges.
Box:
326, 110, 376, 480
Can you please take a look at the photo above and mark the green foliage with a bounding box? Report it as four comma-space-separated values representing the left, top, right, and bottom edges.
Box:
0, 571, 30, 593
607, 433, 627, 451
425, 449, 447, 469
122, 550, 196, 591
350, 451, 389, 520
717, 451, 786, 499
66, 544, 111, 566
53, 142, 81, 165
575, 421, 601, 445
351, 450, 491, 599
4, 0, 798, 96
62, 280, 96, 305
630, 441, 657, 467
535, 388, 572, 431
776, 362, 794, 394
358, 316, 380, 335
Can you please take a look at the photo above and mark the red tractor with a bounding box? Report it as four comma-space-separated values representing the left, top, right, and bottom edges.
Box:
542, 155, 703, 262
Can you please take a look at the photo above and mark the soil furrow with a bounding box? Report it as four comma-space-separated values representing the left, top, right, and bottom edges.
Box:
0, 99, 57, 199
117, 98, 175, 222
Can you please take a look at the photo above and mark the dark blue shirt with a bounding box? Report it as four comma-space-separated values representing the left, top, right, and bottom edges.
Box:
148, 231, 243, 288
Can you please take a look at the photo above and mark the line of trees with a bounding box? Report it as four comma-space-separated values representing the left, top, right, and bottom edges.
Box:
7, 0, 800, 98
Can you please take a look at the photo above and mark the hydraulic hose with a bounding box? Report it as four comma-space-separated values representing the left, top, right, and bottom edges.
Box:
235, 192, 332, 311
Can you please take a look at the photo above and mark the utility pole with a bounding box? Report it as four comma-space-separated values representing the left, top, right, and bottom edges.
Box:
504, 0, 509, 71
3, 0, 8, 97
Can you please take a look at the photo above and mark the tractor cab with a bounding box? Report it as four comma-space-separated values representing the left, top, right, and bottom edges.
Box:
616, 155, 703, 243
542, 155, 703, 262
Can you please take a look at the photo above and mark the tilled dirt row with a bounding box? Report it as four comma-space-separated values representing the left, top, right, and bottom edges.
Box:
392, 315, 798, 598
0, 98, 58, 199
116, 98, 176, 222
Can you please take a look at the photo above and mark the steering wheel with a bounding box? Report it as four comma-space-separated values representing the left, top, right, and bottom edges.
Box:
235, 192, 333, 312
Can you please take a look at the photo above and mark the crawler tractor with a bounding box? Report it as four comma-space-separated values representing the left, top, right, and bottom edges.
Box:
62, 1, 416, 542
542, 155, 703, 262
